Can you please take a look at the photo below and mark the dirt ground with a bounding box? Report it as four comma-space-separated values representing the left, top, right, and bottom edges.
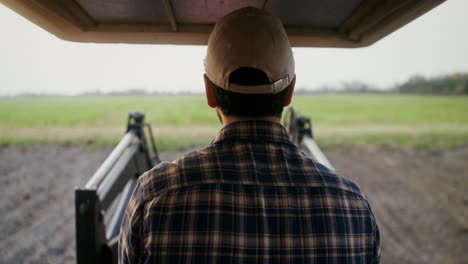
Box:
0, 144, 467, 263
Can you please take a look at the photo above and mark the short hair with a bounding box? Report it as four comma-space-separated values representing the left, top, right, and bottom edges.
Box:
211, 67, 290, 117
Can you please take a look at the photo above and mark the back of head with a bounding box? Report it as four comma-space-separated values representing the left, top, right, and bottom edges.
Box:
205, 7, 296, 117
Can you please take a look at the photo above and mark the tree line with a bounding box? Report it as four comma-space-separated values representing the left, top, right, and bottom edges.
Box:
7, 72, 467, 97
294, 72, 468, 95
397, 73, 468, 95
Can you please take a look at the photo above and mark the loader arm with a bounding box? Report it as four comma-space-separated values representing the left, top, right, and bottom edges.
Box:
75, 112, 159, 264
282, 107, 335, 171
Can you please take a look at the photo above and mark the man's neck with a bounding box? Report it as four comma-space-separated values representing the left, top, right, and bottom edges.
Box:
218, 109, 281, 126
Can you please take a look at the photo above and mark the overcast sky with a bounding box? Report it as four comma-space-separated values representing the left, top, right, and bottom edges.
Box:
0, 0, 467, 96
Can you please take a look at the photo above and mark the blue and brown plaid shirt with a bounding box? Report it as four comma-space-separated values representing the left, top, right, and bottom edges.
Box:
119, 120, 380, 263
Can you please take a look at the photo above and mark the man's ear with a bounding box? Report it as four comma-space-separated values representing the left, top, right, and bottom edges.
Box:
283, 75, 296, 107
204, 74, 218, 108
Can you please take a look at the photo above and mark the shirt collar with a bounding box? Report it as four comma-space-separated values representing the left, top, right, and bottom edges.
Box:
212, 120, 296, 147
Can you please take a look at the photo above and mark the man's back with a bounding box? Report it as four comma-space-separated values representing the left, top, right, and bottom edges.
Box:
119, 120, 380, 263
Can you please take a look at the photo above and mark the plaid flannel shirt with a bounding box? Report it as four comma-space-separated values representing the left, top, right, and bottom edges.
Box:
119, 120, 380, 263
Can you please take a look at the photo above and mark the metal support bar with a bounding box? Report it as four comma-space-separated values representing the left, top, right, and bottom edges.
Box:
301, 137, 335, 171
338, 0, 381, 41
163, 0, 178, 32
97, 144, 139, 209
283, 107, 335, 171
348, 0, 414, 40
145, 124, 160, 163
86, 133, 137, 189
106, 179, 138, 240
62, 0, 96, 29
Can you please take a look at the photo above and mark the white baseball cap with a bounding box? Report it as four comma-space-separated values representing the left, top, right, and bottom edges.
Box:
205, 6, 295, 94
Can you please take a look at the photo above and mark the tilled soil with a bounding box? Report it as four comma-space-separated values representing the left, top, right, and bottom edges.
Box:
0, 145, 467, 263
326, 145, 468, 264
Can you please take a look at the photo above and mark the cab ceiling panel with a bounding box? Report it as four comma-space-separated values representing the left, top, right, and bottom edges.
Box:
0, 0, 446, 47
76, 0, 169, 24
171, 0, 266, 23
268, 0, 361, 28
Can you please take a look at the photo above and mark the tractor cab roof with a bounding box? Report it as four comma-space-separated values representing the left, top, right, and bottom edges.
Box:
1, 0, 445, 47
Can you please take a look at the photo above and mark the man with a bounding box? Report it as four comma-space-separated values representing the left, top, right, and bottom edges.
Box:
119, 6, 380, 263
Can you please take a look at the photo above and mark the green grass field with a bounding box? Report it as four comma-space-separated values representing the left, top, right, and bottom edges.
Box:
0, 94, 467, 150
